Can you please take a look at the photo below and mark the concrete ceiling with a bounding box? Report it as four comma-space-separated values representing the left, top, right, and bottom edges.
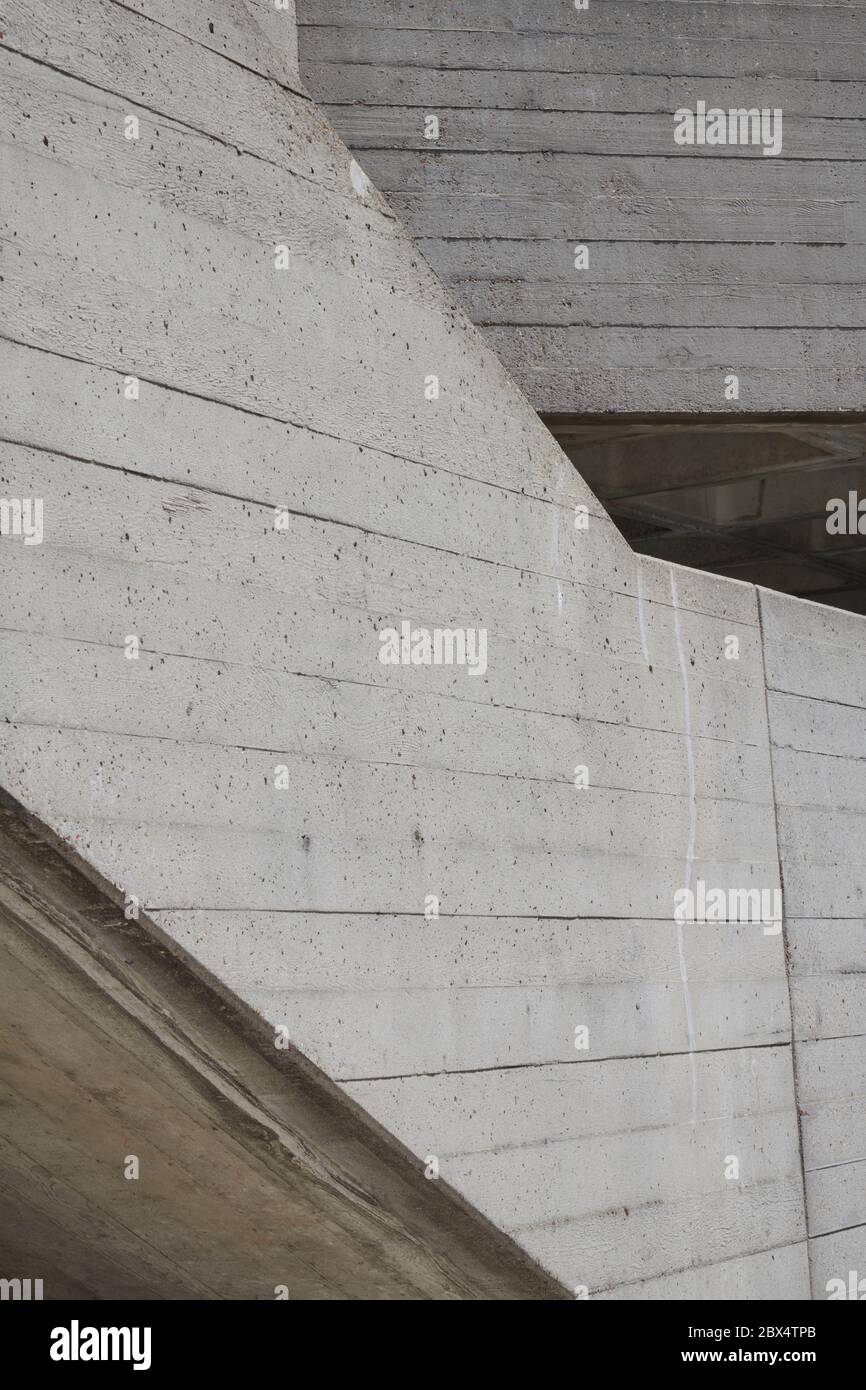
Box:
0, 794, 565, 1301
547, 417, 866, 613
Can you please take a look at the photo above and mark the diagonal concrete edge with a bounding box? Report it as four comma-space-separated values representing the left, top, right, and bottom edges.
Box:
0, 787, 569, 1299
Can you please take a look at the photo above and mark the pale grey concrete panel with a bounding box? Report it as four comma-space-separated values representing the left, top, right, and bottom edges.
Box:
810, 1227, 866, 1300
0, 554, 773, 744
796, 1035, 866, 1172
345, 1049, 806, 1292
594, 1243, 810, 1301
0, 633, 775, 803
806, 1164, 866, 1241
156, 910, 791, 1077
761, 588, 866, 1295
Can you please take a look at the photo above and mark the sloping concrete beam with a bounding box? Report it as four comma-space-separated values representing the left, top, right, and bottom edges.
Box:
0, 790, 565, 1300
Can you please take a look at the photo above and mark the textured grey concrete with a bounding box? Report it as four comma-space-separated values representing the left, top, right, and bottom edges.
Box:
761, 591, 866, 1298
0, 0, 862, 1299
0, 790, 561, 1299
298, 0, 866, 413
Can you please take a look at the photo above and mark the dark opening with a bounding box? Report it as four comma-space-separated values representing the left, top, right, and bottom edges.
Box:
545, 414, 866, 615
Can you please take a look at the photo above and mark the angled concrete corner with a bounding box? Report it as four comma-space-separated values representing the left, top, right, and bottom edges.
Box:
0, 0, 861, 1299
0, 788, 563, 1298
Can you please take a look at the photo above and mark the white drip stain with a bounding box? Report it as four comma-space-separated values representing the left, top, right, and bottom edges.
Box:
670, 569, 699, 1126
636, 563, 650, 665
552, 465, 565, 615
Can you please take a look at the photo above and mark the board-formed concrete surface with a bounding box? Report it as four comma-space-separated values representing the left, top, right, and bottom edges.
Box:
760, 592, 866, 1298
0, 0, 861, 1298
0, 789, 563, 1299
298, 0, 866, 413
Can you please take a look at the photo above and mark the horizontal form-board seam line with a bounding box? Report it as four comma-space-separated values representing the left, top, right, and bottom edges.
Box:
794, 1030, 866, 1043
300, 3, 866, 16
767, 688, 866, 714
777, 856, 866, 869
583, 1236, 811, 1297
302, 24, 866, 46
1, 45, 372, 212
246, 978, 789, 993
769, 744, 866, 763
516, 1196, 807, 1241
296, 0, 866, 9
0, 567, 764, 691
352, 147, 866, 163
805, 1156, 866, 1173
107, 0, 312, 105
0, 719, 780, 808
298, 60, 866, 85
150, 910, 785, 922
0, 634, 772, 749
0, 337, 615, 530
790, 969, 866, 980
435, 281, 866, 290
337, 1039, 792, 1083
417, 236, 850, 246
351, 1105, 803, 1165
305, 25, 865, 39
34, 819, 786, 872
479, 322, 866, 330
321, 104, 866, 124
808, 1219, 866, 1240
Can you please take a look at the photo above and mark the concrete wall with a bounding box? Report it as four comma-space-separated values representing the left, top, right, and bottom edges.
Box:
2, 0, 862, 1298
0, 789, 563, 1299
760, 590, 866, 1298
298, 0, 866, 413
